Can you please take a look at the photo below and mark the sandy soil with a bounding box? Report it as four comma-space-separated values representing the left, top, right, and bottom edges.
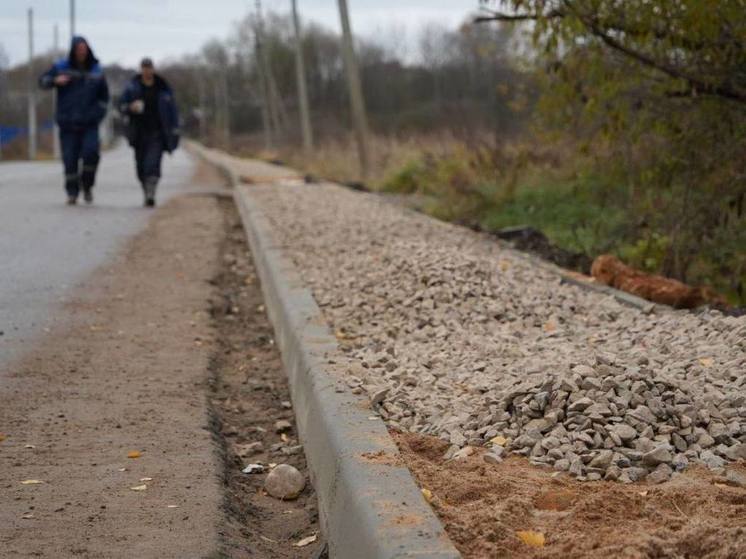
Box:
395, 432, 746, 559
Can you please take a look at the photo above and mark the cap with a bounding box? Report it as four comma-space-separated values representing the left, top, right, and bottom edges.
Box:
140, 57, 154, 68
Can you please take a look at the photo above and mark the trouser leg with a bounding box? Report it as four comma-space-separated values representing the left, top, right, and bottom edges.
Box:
134, 138, 146, 186
142, 133, 164, 202
79, 126, 101, 191
60, 128, 82, 198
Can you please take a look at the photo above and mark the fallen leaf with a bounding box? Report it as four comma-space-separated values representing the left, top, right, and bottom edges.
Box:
499, 260, 511, 272
699, 358, 714, 367
293, 534, 317, 547
543, 321, 557, 333
242, 463, 265, 474
516, 530, 545, 548
490, 435, 509, 447
130, 484, 147, 491
334, 329, 357, 341
22, 513, 34, 519
21, 480, 44, 485
0, 433, 6, 442
167, 505, 179, 509
421, 488, 434, 503
118, 468, 127, 472
24, 444, 36, 449
280, 433, 289, 443
139, 477, 153, 482
127, 451, 141, 459
638, 490, 649, 497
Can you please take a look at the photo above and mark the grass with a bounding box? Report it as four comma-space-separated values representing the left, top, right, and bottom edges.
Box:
224, 131, 745, 306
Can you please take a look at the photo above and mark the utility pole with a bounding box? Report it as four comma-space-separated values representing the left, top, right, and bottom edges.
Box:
70, 0, 76, 40
254, 32, 274, 151
222, 69, 231, 148
291, 0, 313, 154
52, 23, 60, 159
27, 8, 37, 161
255, 0, 285, 146
337, 0, 370, 178
197, 69, 207, 142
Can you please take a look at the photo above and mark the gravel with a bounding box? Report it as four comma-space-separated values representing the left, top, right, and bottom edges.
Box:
251, 182, 746, 482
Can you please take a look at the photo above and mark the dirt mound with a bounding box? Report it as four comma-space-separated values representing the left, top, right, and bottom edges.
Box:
394, 431, 746, 559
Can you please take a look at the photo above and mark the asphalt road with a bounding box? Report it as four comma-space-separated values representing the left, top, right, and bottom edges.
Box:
0, 143, 195, 369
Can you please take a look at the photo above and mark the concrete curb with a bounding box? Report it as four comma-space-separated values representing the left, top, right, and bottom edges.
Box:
234, 190, 461, 559
193, 144, 461, 558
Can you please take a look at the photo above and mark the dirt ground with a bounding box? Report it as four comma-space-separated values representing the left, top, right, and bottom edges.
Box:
0, 162, 322, 558
207, 196, 323, 558
394, 432, 746, 559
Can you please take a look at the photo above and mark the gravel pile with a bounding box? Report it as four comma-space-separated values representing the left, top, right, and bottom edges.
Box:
251, 182, 746, 483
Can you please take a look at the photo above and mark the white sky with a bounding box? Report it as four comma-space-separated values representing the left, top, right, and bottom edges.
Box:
0, 0, 483, 68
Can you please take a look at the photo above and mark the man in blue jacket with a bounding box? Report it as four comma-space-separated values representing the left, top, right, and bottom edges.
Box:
119, 58, 180, 207
39, 36, 109, 205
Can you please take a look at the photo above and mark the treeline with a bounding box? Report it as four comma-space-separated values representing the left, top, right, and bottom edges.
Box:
157, 12, 531, 149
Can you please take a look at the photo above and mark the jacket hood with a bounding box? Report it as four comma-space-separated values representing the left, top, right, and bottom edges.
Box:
68, 36, 99, 70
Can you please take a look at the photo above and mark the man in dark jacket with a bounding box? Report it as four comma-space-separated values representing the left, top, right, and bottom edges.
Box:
119, 58, 180, 207
39, 36, 109, 205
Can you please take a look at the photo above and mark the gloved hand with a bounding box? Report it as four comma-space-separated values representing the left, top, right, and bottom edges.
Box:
129, 100, 145, 114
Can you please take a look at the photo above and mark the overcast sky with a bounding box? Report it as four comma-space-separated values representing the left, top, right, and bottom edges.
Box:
0, 0, 482, 68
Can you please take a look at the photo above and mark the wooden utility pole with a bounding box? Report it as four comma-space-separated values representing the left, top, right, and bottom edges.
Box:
27, 8, 37, 161
337, 0, 370, 178
52, 23, 60, 159
197, 69, 207, 142
222, 69, 231, 148
255, 0, 285, 147
254, 33, 274, 150
70, 0, 76, 40
291, 0, 313, 154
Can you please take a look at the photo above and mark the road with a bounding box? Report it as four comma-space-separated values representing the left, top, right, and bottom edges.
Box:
0, 144, 194, 369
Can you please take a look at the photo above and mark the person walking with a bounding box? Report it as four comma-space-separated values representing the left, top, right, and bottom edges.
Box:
39, 36, 109, 205
119, 58, 180, 207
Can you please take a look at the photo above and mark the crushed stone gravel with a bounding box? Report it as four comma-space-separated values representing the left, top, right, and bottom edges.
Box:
249, 182, 746, 483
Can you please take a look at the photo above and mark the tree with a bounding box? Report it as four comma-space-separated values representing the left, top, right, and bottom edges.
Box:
478, 0, 746, 297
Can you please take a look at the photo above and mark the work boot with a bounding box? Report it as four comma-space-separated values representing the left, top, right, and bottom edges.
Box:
143, 177, 157, 208
65, 173, 79, 205
83, 187, 93, 204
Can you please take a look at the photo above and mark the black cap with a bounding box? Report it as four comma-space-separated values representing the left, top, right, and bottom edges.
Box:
140, 57, 154, 68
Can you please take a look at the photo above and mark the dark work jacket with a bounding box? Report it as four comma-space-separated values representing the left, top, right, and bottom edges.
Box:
119, 74, 180, 153
39, 36, 109, 129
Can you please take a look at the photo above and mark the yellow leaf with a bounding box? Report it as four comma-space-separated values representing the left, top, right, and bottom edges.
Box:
0, 433, 6, 442
293, 534, 318, 547
499, 260, 511, 272
127, 451, 142, 459
21, 479, 44, 485
334, 329, 357, 341
516, 530, 545, 547
421, 488, 434, 503
490, 435, 509, 447
699, 358, 714, 367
